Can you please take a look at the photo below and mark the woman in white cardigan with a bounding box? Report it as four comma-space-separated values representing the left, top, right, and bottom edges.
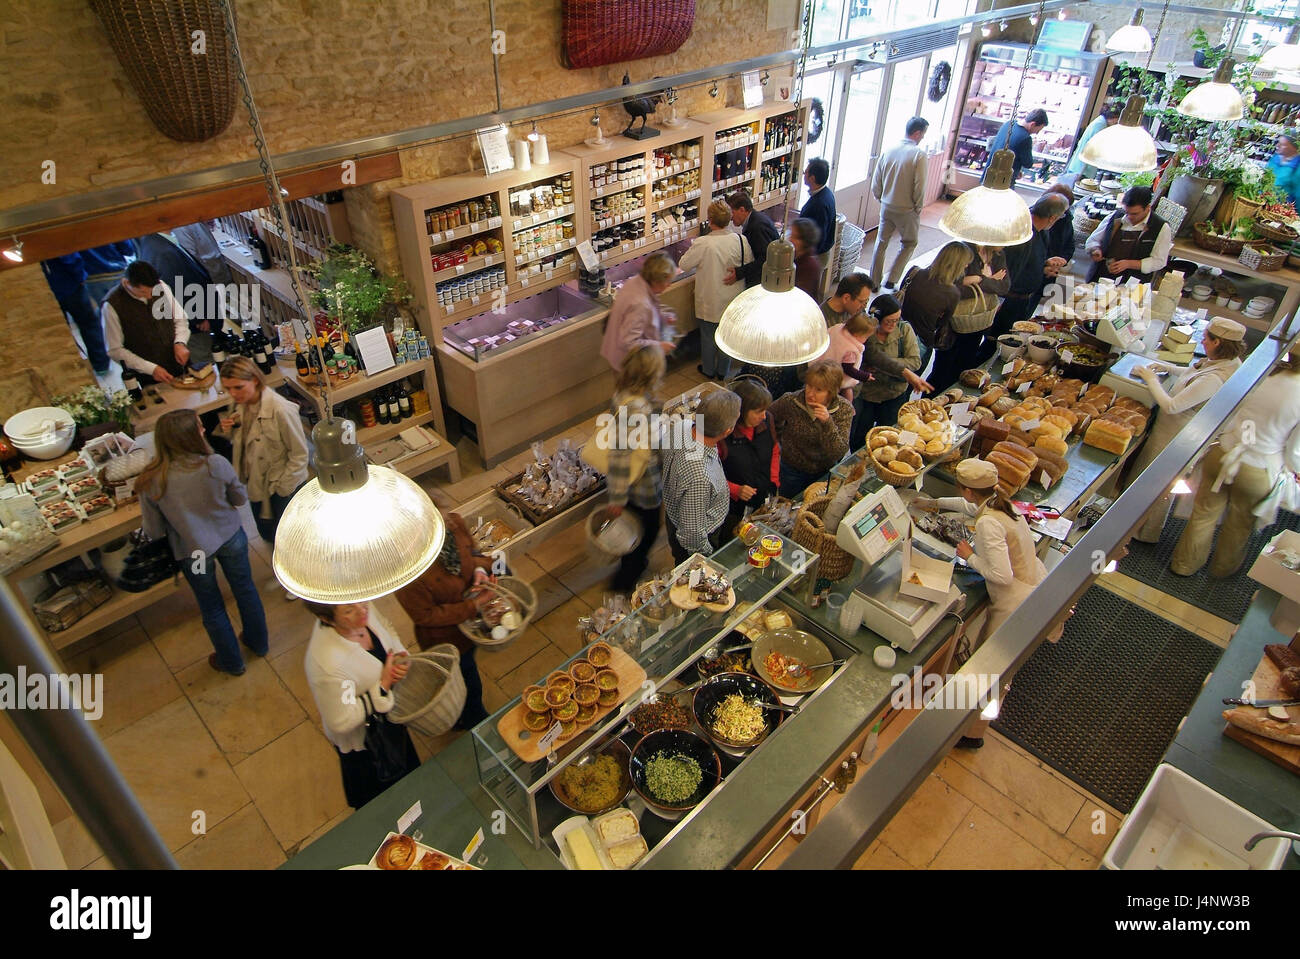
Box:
303, 601, 419, 809
678, 199, 751, 380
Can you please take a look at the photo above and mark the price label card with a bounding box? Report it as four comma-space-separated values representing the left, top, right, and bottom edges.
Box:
622, 242, 631, 251
471, 222, 481, 234
576, 240, 599, 272
1002, 361, 1017, 376
513, 220, 523, 231
490, 216, 502, 228
636, 238, 646, 248
897, 429, 919, 448
444, 305, 455, 316
689, 567, 702, 588
462, 827, 485, 863
531, 213, 540, 224
430, 232, 442, 243
471, 295, 481, 305
1017, 381, 1031, 395
398, 800, 423, 835
1040, 470, 1051, 488
455, 264, 465, 274
545, 269, 554, 280
743, 72, 764, 108
521, 276, 530, 287
1021, 418, 1041, 431
949, 403, 972, 427
537, 721, 562, 754
1060, 349, 1074, 365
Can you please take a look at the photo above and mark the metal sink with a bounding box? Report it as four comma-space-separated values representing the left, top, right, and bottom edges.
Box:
443, 285, 605, 361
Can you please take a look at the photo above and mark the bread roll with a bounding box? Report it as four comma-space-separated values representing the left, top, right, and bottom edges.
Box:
991, 396, 1019, 416
1043, 414, 1075, 434
1031, 423, 1068, 443
968, 406, 994, 424
960, 369, 991, 389
877, 445, 899, 462
1003, 412, 1028, 429
887, 459, 916, 475
992, 441, 1039, 471
1034, 435, 1069, 457
1048, 407, 1078, 427
869, 433, 889, 450
978, 387, 1007, 408
925, 438, 947, 455
1084, 418, 1133, 455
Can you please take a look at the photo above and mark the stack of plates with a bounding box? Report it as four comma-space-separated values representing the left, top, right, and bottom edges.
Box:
1245, 296, 1275, 319
1192, 285, 1213, 301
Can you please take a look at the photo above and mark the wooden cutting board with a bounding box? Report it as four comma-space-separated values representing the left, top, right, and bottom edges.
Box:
1222, 654, 1300, 776
169, 367, 216, 391
496, 646, 646, 763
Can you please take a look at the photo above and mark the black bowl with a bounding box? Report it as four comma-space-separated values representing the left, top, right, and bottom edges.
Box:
629, 728, 721, 814
692, 672, 782, 749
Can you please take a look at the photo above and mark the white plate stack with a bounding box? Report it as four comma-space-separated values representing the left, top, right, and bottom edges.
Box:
1244, 296, 1275, 319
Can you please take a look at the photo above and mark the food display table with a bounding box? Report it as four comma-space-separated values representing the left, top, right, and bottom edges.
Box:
1169, 239, 1300, 340
128, 367, 284, 433
1157, 586, 1300, 869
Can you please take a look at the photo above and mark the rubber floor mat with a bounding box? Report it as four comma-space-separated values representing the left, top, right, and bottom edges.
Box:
991, 586, 1222, 813
1117, 511, 1300, 625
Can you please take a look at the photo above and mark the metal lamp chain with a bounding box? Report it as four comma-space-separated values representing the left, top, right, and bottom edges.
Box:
1145, 0, 1171, 74
217, 0, 333, 412
781, 0, 816, 232
1009, 0, 1049, 123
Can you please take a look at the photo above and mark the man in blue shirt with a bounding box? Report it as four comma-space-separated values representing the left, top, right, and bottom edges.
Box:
41, 253, 112, 374
800, 158, 837, 289
81, 240, 137, 308
1065, 102, 1120, 178
984, 108, 1049, 184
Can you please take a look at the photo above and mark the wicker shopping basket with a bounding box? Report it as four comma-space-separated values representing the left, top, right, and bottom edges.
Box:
90, 0, 239, 142
389, 645, 468, 738
456, 577, 537, 650
791, 494, 855, 581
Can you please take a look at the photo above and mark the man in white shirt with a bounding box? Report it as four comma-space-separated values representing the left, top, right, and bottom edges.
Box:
870, 117, 929, 289
102, 260, 190, 384
1084, 185, 1173, 285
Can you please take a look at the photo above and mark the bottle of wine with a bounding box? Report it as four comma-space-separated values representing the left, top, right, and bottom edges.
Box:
248, 228, 272, 270
376, 389, 391, 425
253, 338, 272, 374
211, 329, 228, 365
122, 372, 143, 401
398, 382, 412, 419
307, 337, 322, 374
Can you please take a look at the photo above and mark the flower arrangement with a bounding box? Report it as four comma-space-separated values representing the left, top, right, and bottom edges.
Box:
304, 245, 411, 333
51, 386, 133, 431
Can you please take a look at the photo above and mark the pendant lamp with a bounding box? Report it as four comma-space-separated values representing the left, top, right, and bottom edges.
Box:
273, 419, 446, 603
938, 149, 1032, 245
1177, 58, 1244, 122
1106, 8, 1152, 54
715, 239, 828, 366
1259, 43, 1300, 74
1079, 94, 1159, 173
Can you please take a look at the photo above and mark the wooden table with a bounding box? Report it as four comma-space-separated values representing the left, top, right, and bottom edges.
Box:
1170, 239, 1300, 340
128, 368, 285, 432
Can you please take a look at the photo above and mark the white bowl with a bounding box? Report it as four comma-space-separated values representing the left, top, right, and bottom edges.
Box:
1228, 299, 1243, 310
1215, 296, 1229, 306
4, 407, 76, 460
997, 334, 1028, 361
1026, 336, 1058, 365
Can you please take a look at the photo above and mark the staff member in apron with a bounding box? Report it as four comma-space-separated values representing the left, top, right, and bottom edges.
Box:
1130, 318, 1247, 543
919, 458, 1048, 749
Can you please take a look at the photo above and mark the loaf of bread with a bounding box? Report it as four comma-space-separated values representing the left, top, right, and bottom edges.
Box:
1031, 424, 1069, 445
1043, 414, 1075, 435
1281, 666, 1300, 698
1034, 448, 1068, 477
978, 386, 1007, 408
1036, 374, 1060, 392
968, 406, 994, 424
1048, 407, 1078, 428
992, 441, 1039, 472
1034, 434, 1069, 457
1006, 426, 1035, 448
1084, 418, 1133, 455
1075, 401, 1104, 418
960, 369, 991, 389
1083, 386, 1115, 408
987, 451, 1030, 489
996, 479, 1019, 499
988, 396, 1016, 416
975, 418, 1011, 443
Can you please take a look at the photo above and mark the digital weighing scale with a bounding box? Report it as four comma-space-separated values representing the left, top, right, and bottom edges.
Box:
834, 486, 965, 652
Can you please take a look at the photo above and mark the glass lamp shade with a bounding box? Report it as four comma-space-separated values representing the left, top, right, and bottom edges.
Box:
1259, 43, 1300, 74
1079, 95, 1158, 173
1105, 9, 1151, 54
1176, 59, 1244, 122
715, 239, 829, 366
938, 149, 1032, 246
272, 419, 445, 603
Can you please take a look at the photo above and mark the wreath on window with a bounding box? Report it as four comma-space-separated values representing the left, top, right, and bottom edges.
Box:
928, 61, 952, 102
806, 97, 825, 144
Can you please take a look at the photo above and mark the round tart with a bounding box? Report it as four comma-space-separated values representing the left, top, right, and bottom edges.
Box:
594, 668, 619, 691
574, 683, 600, 706
544, 685, 572, 708
587, 642, 613, 668
523, 685, 549, 713
522, 709, 552, 732
598, 686, 620, 707
575, 702, 598, 724
552, 699, 579, 722
569, 659, 597, 684
546, 672, 575, 693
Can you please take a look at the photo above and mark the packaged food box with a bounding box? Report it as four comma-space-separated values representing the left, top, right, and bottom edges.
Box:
592, 808, 639, 845
26, 469, 60, 491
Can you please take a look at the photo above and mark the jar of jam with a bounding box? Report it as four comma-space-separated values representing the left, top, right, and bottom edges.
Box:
562, 220, 574, 239
358, 398, 377, 427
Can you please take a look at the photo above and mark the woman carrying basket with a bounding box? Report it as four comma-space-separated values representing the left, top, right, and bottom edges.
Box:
394, 509, 493, 730
303, 601, 420, 809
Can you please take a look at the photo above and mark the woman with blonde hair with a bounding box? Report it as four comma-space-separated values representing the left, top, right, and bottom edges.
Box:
768, 360, 853, 497
138, 409, 268, 676
600, 251, 678, 371
215, 355, 310, 547
679, 200, 751, 380
901, 240, 970, 379
603, 343, 667, 590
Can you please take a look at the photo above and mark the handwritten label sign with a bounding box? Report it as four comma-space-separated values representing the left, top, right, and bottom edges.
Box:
949, 402, 971, 427
689, 567, 702, 588
1002, 361, 1017, 376
897, 430, 919, 448
538, 721, 562, 754
1021, 418, 1041, 431
1017, 382, 1031, 395
1060, 349, 1074, 364
398, 801, 423, 835
1040, 470, 1051, 488
462, 827, 485, 863
743, 72, 764, 108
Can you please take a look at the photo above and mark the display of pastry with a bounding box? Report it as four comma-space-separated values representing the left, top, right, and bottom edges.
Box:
417, 851, 450, 869
375, 834, 418, 869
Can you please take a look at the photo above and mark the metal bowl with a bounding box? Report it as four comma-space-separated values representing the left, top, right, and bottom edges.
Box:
751, 628, 835, 694
548, 737, 633, 816
692, 672, 782, 750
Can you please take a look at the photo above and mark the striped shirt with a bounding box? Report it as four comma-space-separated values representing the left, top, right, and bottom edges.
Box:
662, 438, 730, 556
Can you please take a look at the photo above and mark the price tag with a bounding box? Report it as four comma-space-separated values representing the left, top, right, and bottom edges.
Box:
531, 213, 540, 224
462, 827, 485, 863
455, 264, 465, 274
1002, 361, 1016, 376
622, 242, 631, 251
537, 721, 562, 753
545, 269, 554, 280
471, 222, 481, 233
444, 305, 455, 315
521, 276, 530, 287
949, 403, 972, 426
689, 567, 702, 588
490, 216, 502, 228
1040, 470, 1051, 488
471, 295, 481, 305
897, 429, 919, 448
1021, 418, 1041, 431
1060, 350, 1074, 365
1017, 381, 1031, 395
430, 232, 442, 243
513, 219, 523, 231
398, 800, 423, 835
636, 238, 646, 248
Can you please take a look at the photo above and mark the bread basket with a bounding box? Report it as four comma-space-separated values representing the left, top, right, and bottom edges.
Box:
790, 493, 855, 581
870, 447, 923, 487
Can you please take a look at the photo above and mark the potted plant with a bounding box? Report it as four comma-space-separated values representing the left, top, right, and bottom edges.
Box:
51, 385, 134, 445
1214, 160, 1277, 226
304, 244, 412, 338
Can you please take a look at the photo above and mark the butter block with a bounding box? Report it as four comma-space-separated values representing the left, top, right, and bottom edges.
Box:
1165, 324, 1195, 344
565, 828, 604, 870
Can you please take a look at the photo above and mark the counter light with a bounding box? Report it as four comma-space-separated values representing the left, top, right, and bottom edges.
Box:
939, 149, 1032, 246
1106, 8, 1152, 54
716, 238, 829, 367
1079, 94, 1158, 172
1176, 58, 1244, 122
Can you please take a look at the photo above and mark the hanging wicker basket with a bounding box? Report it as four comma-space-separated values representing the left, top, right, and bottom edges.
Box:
90, 0, 239, 142
561, 0, 696, 69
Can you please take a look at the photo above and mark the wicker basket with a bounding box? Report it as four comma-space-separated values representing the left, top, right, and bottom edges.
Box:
389, 646, 467, 738
1239, 243, 1288, 273
1073, 207, 1103, 247
561, 0, 696, 68
1252, 216, 1300, 245
869, 448, 924, 486
89, 0, 238, 142
1191, 221, 1246, 256
457, 577, 537, 649
1215, 192, 1263, 228
791, 494, 855, 581
950, 287, 997, 334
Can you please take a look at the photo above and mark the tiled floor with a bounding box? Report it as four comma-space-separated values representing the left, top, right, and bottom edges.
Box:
39, 200, 1235, 870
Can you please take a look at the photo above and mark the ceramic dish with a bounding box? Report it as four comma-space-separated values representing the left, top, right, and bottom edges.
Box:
691, 672, 783, 750
549, 738, 633, 816
629, 728, 722, 819
751, 628, 836, 694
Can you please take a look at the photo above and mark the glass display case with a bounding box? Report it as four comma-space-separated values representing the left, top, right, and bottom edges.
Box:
441, 284, 605, 362
470, 528, 817, 850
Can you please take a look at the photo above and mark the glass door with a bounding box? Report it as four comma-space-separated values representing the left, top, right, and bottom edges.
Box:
829, 63, 884, 231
